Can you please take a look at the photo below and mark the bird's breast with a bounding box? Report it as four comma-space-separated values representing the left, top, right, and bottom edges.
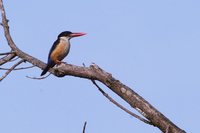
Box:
50, 40, 70, 62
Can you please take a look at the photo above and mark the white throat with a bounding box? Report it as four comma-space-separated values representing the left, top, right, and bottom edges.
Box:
60, 36, 70, 42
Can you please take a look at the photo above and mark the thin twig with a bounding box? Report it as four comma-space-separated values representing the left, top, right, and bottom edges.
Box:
0, 59, 24, 81
0, 55, 18, 65
0, 53, 16, 65
0, 51, 14, 56
0, 65, 35, 70
91, 80, 153, 125
82, 121, 87, 133
26, 73, 51, 80
9, 57, 19, 62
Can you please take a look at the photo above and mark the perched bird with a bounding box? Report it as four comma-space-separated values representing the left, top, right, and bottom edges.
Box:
41, 31, 86, 76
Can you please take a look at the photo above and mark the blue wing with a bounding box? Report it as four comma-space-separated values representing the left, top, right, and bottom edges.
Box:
40, 39, 60, 76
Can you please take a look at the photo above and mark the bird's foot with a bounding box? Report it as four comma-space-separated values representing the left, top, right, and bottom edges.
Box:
55, 60, 62, 65
60, 61, 67, 64
55, 60, 67, 66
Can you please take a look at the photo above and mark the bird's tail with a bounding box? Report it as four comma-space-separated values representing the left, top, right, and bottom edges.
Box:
41, 61, 57, 76
40, 65, 51, 76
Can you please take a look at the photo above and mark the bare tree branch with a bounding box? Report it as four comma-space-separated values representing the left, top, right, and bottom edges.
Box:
82, 121, 87, 133
0, 65, 35, 70
9, 56, 19, 62
0, 51, 14, 56
91, 80, 153, 125
26, 73, 51, 80
0, 53, 16, 65
0, 59, 24, 81
0, 0, 186, 132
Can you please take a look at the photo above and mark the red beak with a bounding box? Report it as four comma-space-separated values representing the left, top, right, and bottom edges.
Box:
70, 32, 86, 37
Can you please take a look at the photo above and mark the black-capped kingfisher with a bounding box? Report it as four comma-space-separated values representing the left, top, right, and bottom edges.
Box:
41, 31, 86, 76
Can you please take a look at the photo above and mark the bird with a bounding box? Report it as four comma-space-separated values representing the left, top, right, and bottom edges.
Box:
41, 31, 86, 76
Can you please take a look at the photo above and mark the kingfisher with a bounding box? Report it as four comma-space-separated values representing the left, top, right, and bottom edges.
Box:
40, 31, 86, 76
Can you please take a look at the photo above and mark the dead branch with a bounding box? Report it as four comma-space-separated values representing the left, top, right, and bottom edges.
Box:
0, 53, 15, 65
26, 73, 51, 80
0, 51, 14, 56
0, 65, 35, 70
91, 80, 152, 125
0, 59, 24, 81
82, 121, 87, 133
9, 56, 19, 62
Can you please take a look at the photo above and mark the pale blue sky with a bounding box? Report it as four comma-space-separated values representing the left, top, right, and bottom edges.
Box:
0, 0, 199, 133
